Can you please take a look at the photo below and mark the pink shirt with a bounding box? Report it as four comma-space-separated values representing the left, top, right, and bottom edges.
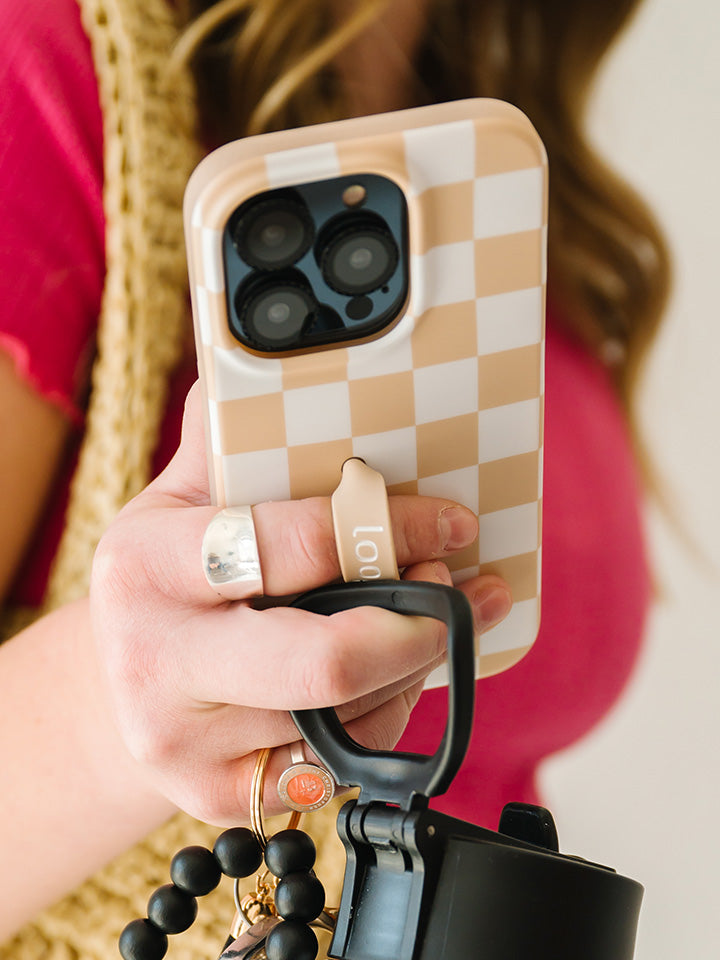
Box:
1, 0, 650, 829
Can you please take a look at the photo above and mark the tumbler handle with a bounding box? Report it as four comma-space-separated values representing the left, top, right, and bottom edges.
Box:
290, 580, 475, 809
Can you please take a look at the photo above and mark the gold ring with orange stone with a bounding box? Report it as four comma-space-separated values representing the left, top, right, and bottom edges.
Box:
276, 741, 336, 813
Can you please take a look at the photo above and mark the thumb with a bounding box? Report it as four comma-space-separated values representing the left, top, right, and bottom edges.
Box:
146, 381, 212, 506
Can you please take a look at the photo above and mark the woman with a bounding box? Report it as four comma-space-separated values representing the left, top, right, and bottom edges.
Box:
0, 0, 669, 956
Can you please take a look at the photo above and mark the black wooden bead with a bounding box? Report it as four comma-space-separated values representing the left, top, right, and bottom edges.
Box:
119, 918, 168, 960
170, 845, 222, 896
264, 829, 316, 877
265, 919, 318, 960
147, 883, 198, 934
213, 827, 263, 878
275, 871, 325, 923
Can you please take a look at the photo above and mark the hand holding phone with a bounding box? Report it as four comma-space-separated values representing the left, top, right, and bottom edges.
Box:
90, 382, 509, 822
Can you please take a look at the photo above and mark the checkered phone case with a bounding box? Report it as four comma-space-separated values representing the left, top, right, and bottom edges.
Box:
185, 99, 547, 682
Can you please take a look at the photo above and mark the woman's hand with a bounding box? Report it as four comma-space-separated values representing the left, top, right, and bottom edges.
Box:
90, 384, 512, 824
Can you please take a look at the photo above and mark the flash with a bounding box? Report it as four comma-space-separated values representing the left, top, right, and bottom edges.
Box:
342, 184, 367, 207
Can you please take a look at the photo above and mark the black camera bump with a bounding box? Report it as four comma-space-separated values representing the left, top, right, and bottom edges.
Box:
223, 174, 409, 354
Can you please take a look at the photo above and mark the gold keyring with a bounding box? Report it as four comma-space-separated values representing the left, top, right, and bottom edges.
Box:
249, 746, 302, 849
231, 747, 303, 938
250, 747, 272, 848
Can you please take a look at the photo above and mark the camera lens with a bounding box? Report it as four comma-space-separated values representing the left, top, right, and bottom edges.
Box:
233, 195, 313, 270
240, 279, 316, 349
320, 216, 398, 296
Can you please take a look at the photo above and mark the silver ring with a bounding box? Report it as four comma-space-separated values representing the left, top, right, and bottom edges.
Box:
202, 506, 264, 600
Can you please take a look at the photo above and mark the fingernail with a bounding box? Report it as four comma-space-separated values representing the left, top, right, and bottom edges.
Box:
472, 585, 512, 630
438, 506, 478, 551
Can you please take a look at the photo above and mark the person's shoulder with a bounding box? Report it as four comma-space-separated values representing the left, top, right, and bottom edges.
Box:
0, 0, 92, 77
0, 0, 85, 38
0, 0, 104, 418
0, 0, 101, 169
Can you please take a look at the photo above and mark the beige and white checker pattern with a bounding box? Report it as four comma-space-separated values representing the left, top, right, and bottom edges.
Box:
185, 100, 547, 682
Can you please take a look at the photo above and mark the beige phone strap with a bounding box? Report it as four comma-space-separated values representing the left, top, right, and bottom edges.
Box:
331, 458, 399, 582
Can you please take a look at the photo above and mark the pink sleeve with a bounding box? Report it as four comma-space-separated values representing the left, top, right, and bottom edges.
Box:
0, 0, 104, 422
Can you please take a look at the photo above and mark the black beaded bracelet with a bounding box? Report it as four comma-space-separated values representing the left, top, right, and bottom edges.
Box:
119, 743, 336, 960
119, 825, 328, 960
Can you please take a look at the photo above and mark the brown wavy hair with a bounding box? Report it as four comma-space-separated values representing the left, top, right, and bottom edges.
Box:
174, 0, 670, 409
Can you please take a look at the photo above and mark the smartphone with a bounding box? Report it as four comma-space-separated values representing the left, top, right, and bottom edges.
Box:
184, 99, 547, 683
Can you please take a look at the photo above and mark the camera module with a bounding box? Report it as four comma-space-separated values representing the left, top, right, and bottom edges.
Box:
232, 193, 313, 271
224, 174, 408, 353
319, 213, 398, 296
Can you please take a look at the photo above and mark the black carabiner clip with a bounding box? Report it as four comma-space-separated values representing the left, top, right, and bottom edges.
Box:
290, 579, 475, 810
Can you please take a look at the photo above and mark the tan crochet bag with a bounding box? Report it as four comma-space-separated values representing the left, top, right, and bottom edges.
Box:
0, 1, 343, 956
45, 0, 198, 611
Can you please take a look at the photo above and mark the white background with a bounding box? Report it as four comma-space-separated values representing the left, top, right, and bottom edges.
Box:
539, 1, 720, 957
